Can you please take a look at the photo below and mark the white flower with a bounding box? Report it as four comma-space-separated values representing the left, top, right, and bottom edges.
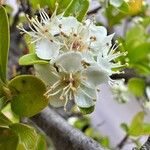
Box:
111, 79, 130, 103
97, 39, 127, 76
35, 52, 108, 110
18, 8, 61, 60
57, 17, 110, 64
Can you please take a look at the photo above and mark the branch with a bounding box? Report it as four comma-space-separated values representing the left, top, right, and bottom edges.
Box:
31, 107, 104, 150
87, 6, 102, 15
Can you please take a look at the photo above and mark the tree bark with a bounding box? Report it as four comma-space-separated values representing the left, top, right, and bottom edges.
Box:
31, 107, 104, 150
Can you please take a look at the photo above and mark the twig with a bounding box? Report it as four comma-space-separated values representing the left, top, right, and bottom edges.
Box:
116, 135, 129, 150
31, 107, 104, 150
87, 6, 102, 15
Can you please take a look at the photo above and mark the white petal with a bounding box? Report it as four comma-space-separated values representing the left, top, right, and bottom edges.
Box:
36, 39, 60, 60
83, 65, 109, 88
97, 54, 112, 75
80, 83, 97, 99
50, 17, 61, 35
60, 16, 81, 35
49, 91, 65, 108
82, 51, 95, 64
34, 64, 59, 86
55, 52, 82, 72
75, 89, 95, 108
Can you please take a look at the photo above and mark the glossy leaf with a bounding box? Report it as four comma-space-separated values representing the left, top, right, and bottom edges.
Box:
19, 53, 49, 66
8, 75, 48, 117
0, 6, 10, 83
64, 0, 89, 21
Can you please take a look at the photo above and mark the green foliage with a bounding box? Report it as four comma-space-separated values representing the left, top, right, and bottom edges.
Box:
8, 75, 48, 117
0, 6, 10, 83
79, 106, 95, 115
10, 123, 46, 150
120, 23, 150, 75
128, 78, 146, 97
0, 103, 19, 126
64, 0, 89, 21
73, 117, 110, 149
0, 123, 46, 150
0, 127, 18, 150
19, 53, 49, 66
128, 112, 150, 136
30, 0, 72, 14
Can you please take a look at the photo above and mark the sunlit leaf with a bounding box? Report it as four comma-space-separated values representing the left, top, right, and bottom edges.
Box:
64, 0, 89, 21
19, 53, 49, 66
129, 112, 144, 136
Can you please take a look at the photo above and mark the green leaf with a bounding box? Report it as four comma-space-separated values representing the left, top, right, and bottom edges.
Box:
117, 1, 129, 13
120, 123, 129, 133
0, 6, 10, 83
128, 78, 146, 97
1, 103, 19, 125
129, 112, 144, 136
36, 134, 47, 150
79, 106, 95, 115
64, 0, 89, 21
0, 127, 18, 150
19, 53, 49, 66
8, 75, 48, 117
30, 0, 72, 14
128, 43, 150, 63
9, 123, 41, 150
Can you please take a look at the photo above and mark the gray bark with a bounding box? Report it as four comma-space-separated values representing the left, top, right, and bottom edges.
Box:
31, 107, 104, 150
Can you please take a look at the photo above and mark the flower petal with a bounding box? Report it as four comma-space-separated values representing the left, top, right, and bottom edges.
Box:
75, 89, 95, 108
83, 65, 109, 88
55, 52, 82, 72
97, 54, 112, 75
34, 64, 59, 86
36, 39, 60, 60
82, 51, 95, 64
49, 91, 65, 108
60, 16, 81, 35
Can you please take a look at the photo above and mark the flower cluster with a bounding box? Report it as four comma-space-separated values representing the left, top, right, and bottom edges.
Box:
18, 9, 126, 112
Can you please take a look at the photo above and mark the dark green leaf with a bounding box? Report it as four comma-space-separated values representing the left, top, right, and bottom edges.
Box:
64, 0, 89, 21
0, 6, 10, 83
8, 75, 48, 117
79, 106, 95, 114
19, 53, 49, 66
0, 127, 18, 150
